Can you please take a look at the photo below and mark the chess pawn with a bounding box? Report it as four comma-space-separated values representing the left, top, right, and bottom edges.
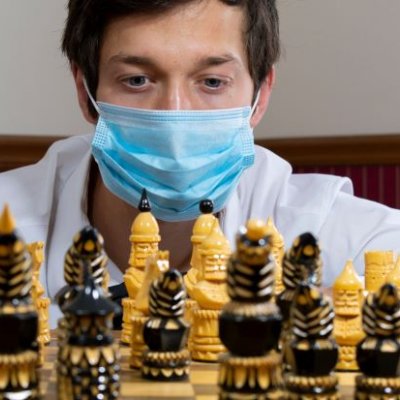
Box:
218, 219, 285, 399
58, 261, 121, 400
333, 260, 364, 371
130, 251, 169, 369
285, 283, 339, 399
265, 216, 285, 295
386, 255, 400, 291
0, 205, 40, 399
355, 283, 400, 399
189, 219, 230, 361
28, 241, 51, 346
121, 189, 161, 344
142, 269, 190, 380
364, 250, 394, 293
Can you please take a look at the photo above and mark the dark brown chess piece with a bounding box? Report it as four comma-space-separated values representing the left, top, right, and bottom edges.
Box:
0, 205, 40, 399
141, 269, 190, 381
285, 282, 338, 399
57, 261, 121, 400
277, 232, 322, 369
56, 225, 109, 310
355, 283, 400, 399
218, 219, 285, 399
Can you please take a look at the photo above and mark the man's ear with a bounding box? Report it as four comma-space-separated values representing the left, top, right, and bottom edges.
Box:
250, 66, 276, 128
71, 63, 98, 124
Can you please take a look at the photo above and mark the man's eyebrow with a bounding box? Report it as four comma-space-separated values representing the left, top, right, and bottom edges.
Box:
108, 53, 239, 68
108, 54, 155, 67
197, 54, 239, 68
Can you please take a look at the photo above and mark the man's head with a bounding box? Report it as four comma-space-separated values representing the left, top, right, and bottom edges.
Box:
62, 0, 279, 125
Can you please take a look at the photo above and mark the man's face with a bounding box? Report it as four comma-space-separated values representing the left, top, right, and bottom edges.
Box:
96, 0, 254, 111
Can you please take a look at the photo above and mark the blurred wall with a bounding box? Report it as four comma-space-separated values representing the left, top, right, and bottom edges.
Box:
0, 0, 399, 138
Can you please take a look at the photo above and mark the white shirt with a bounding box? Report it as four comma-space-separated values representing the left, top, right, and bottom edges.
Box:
1, 134, 399, 326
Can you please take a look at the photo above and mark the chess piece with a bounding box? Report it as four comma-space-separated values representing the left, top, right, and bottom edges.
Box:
0, 205, 40, 399
386, 255, 400, 291
121, 189, 161, 344
218, 219, 285, 399
189, 219, 230, 361
142, 269, 190, 380
183, 199, 216, 351
55, 224, 110, 382
265, 216, 285, 295
184, 199, 216, 294
130, 251, 169, 369
364, 250, 394, 293
355, 283, 400, 399
277, 232, 322, 368
57, 261, 121, 400
28, 241, 51, 346
285, 283, 339, 399
56, 225, 110, 309
333, 260, 364, 371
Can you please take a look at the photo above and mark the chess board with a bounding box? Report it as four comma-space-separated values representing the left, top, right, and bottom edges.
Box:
39, 332, 356, 399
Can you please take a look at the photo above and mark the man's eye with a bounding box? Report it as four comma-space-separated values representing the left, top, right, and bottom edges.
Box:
204, 78, 223, 89
126, 76, 148, 87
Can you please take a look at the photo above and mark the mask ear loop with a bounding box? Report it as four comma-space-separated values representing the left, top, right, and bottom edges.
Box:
83, 78, 101, 115
250, 90, 261, 118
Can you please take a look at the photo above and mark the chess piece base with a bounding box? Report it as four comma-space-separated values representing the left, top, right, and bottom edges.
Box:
141, 349, 190, 381
285, 373, 338, 399
355, 375, 400, 399
0, 350, 39, 399
218, 352, 285, 400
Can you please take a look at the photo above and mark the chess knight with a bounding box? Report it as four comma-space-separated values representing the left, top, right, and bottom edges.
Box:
0, 205, 40, 399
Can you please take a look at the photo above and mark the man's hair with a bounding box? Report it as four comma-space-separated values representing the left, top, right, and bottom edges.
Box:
62, 0, 280, 116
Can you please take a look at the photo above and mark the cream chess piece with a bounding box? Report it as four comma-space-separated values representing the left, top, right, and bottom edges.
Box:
121, 189, 161, 345
189, 219, 230, 361
265, 216, 285, 295
28, 241, 51, 346
364, 250, 394, 293
333, 260, 364, 371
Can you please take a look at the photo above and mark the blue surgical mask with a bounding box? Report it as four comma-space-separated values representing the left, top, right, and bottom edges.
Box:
87, 86, 258, 222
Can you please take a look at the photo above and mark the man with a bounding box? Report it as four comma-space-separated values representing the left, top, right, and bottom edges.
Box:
0, 0, 399, 327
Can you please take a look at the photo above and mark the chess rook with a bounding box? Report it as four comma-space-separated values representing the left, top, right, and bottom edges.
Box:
218, 219, 285, 399
0, 205, 40, 399
142, 269, 190, 381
